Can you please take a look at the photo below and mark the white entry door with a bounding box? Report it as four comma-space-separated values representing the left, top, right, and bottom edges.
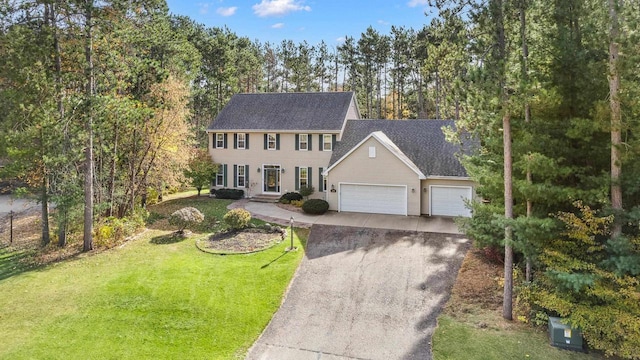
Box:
339, 183, 407, 215
430, 186, 472, 217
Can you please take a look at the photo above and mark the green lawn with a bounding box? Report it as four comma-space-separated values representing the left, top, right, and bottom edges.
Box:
0, 196, 306, 359
433, 315, 603, 360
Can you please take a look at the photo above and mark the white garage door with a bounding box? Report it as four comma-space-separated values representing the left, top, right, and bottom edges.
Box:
430, 186, 472, 217
340, 184, 407, 215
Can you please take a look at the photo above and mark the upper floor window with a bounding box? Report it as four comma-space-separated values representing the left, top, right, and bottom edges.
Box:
299, 134, 309, 151
216, 165, 225, 186
267, 133, 277, 150
237, 133, 246, 149
216, 133, 225, 148
323, 134, 333, 151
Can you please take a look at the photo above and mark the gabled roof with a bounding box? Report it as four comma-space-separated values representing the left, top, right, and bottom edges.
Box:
326, 131, 426, 179
328, 119, 474, 178
207, 92, 357, 132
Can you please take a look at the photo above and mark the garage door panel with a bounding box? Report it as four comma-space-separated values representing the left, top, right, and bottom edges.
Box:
340, 184, 406, 215
431, 186, 472, 217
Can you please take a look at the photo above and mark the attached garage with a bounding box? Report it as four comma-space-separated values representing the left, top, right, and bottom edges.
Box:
339, 183, 407, 216
430, 185, 472, 217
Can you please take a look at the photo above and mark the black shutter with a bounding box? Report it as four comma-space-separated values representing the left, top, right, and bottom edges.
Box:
233, 133, 238, 149
295, 134, 299, 150
308, 167, 312, 187
332, 134, 336, 150
318, 134, 323, 151
276, 134, 280, 150
295, 167, 300, 191
245, 165, 249, 186
264, 134, 267, 149
319, 168, 323, 192
245, 134, 249, 149
223, 133, 228, 149
308, 134, 312, 150
233, 165, 238, 187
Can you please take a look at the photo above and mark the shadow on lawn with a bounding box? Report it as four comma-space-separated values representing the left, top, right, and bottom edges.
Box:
149, 232, 187, 245
0, 245, 38, 281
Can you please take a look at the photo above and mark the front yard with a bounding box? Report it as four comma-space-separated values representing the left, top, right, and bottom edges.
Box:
0, 194, 306, 359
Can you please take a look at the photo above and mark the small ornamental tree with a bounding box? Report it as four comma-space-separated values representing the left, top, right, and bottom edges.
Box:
168, 207, 205, 234
299, 185, 315, 199
223, 208, 251, 230
184, 149, 218, 196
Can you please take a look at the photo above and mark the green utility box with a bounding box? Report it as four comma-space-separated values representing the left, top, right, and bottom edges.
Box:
548, 316, 584, 351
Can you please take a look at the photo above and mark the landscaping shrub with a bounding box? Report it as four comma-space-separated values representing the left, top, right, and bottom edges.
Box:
299, 185, 315, 199
279, 192, 303, 203
302, 199, 329, 214
94, 208, 148, 247
214, 188, 244, 200
290, 199, 304, 207
223, 208, 251, 230
168, 207, 205, 233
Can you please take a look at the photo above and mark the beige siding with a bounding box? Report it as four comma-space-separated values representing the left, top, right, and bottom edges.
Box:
325, 137, 422, 215
420, 179, 476, 215
207, 131, 332, 198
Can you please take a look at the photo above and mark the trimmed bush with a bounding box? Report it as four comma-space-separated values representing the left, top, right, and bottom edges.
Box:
302, 199, 329, 215
290, 199, 304, 207
223, 208, 251, 230
169, 207, 205, 233
214, 188, 244, 200
279, 192, 302, 203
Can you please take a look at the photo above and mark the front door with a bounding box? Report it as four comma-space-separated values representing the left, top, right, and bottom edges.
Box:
263, 165, 281, 194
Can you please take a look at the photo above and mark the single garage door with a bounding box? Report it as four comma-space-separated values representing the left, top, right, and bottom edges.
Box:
430, 186, 472, 217
340, 183, 407, 215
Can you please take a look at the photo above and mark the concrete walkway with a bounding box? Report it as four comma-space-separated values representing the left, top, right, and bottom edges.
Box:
230, 200, 461, 234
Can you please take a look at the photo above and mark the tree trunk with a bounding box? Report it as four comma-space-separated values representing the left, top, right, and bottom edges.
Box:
521, 0, 533, 282
503, 107, 514, 321
608, 0, 623, 237
83, 0, 94, 252
41, 175, 50, 246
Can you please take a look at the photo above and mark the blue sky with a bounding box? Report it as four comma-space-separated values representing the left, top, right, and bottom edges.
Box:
166, 0, 435, 45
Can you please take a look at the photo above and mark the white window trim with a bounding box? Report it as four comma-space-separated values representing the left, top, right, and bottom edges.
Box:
215, 133, 225, 149
299, 134, 309, 151
299, 166, 308, 188
321, 167, 327, 192
267, 133, 277, 150
237, 165, 246, 188
237, 133, 245, 149
322, 134, 332, 151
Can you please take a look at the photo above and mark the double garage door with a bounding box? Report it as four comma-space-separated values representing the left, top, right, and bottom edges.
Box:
339, 184, 407, 216
339, 183, 472, 217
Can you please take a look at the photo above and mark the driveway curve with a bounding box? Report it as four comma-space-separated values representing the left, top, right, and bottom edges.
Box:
246, 224, 470, 360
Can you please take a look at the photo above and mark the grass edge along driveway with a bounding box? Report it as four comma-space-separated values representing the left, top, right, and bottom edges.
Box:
0, 218, 307, 359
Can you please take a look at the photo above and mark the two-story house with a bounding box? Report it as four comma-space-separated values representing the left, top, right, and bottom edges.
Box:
206, 92, 360, 199
207, 91, 476, 217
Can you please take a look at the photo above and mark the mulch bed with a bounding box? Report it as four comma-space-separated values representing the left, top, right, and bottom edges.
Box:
197, 227, 285, 254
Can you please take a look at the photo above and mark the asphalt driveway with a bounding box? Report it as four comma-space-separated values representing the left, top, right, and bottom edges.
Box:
246, 224, 470, 360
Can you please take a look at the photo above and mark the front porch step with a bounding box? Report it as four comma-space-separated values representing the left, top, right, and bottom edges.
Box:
250, 194, 281, 203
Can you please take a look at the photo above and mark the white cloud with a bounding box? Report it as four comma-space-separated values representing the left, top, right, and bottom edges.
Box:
378, 19, 390, 25
271, 22, 285, 28
252, 0, 311, 17
216, 6, 238, 16
336, 36, 346, 43
199, 3, 211, 14
407, 0, 429, 7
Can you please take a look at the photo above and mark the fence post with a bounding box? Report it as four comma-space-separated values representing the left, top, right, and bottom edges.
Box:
9, 210, 13, 244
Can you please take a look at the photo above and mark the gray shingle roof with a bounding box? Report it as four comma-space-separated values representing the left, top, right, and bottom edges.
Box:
207, 92, 356, 131
329, 119, 475, 177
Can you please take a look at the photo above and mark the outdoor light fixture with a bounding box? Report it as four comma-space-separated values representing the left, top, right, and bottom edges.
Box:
423, 188, 427, 192
412, 188, 415, 193
281, 168, 285, 173
257, 167, 261, 173
331, 184, 335, 191
287, 216, 296, 252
